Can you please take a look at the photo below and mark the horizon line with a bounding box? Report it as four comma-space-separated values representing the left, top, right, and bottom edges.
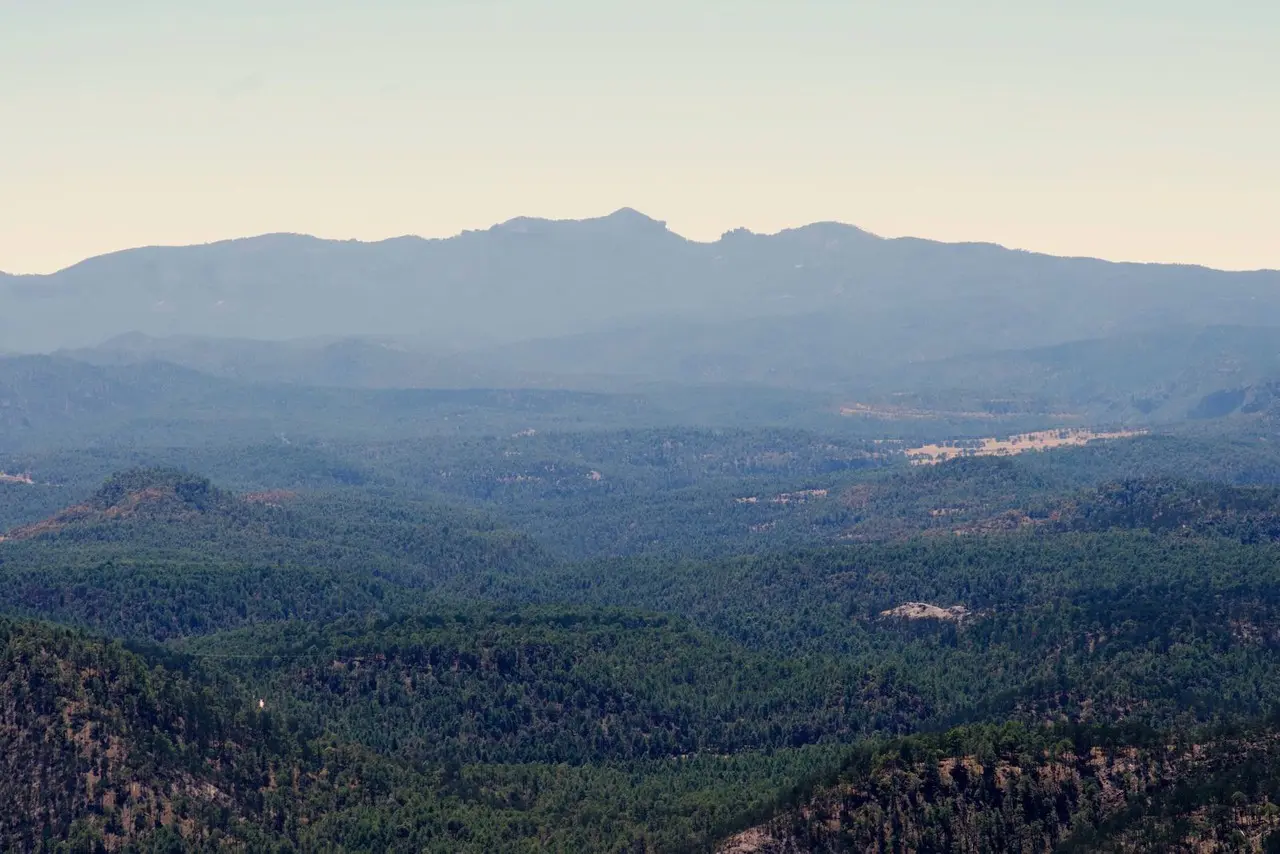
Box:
3, 207, 1277, 278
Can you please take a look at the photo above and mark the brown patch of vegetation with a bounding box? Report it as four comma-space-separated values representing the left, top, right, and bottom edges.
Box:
1, 503, 96, 542
906, 427, 1146, 465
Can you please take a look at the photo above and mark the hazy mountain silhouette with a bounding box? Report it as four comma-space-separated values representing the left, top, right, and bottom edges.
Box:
5, 209, 1278, 359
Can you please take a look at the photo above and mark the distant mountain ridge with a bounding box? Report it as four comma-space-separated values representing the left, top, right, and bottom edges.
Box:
4, 209, 1279, 357
51, 321, 1280, 428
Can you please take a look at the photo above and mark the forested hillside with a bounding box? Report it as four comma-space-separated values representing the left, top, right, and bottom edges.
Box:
7, 0, 1280, 844
718, 720, 1280, 853
7, 383, 1280, 850
1, 613, 853, 852
0, 618, 290, 852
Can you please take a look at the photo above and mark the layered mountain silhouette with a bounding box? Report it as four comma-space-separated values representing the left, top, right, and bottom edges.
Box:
4, 208, 1279, 360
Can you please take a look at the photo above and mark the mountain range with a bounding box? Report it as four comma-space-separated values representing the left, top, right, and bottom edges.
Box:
4, 208, 1279, 364
9, 211, 1280, 852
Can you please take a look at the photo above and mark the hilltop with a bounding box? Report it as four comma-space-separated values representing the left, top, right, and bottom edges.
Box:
0, 468, 551, 640
0, 469, 232, 542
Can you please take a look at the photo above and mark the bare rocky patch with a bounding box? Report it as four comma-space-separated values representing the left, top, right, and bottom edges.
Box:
880, 602, 972, 622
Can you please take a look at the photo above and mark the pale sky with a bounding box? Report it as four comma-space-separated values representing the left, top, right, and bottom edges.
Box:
2, 0, 1277, 273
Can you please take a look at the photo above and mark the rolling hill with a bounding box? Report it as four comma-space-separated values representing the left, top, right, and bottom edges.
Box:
0, 468, 551, 640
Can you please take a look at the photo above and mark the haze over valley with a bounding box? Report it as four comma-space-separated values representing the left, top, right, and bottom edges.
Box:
5, 211, 1280, 448
5, 2, 1280, 851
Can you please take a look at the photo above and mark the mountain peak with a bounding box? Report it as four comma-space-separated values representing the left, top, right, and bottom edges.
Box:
487, 208, 672, 239
603, 207, 665, 227
90, 468, 222, 512
777, 221, 881, 241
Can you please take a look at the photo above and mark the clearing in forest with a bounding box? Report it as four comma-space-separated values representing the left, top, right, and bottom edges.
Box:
881, 602, 972, 621
905, 428, 1145, 465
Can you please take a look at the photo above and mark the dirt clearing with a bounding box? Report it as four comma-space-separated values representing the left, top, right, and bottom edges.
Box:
905, 428, 1145, 465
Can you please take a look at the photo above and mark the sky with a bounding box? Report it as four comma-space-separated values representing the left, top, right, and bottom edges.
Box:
2, 0, 1277, 273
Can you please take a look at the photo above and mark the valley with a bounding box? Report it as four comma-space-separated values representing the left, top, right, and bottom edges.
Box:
7, 0, 1280, 845
3, 218, 1280, 852
8, 411, 1280, 851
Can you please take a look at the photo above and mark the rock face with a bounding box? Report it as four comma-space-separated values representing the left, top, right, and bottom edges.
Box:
880, 602, 971, 621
